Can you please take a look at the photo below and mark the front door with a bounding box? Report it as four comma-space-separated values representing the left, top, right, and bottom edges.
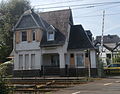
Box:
70, 53, 75, 68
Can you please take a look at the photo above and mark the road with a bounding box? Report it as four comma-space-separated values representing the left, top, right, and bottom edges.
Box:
52, 76, 120, 94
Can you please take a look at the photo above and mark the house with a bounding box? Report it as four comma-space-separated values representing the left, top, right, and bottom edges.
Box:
13, 9, 97, 77
95, 35, 120, 65
112, 43, 120, 63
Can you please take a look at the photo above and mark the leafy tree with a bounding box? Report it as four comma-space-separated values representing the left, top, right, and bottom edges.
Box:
0, 0, 31, 62
0, 60, 13, 76
0, 75, 10, 94
113, 52, 120, 63
0, 42, 10, 62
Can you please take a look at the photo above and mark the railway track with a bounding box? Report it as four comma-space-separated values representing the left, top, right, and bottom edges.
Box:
6, 77, 91, 93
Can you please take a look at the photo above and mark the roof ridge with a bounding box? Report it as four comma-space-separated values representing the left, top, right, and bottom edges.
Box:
39, 9, 71, 14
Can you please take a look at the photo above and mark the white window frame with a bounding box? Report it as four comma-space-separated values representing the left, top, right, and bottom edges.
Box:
19, 54, 23, 70
75, 53, 85, 68
47, 31, 54, 41
31, 54, 35, 69
25, 54, 29, 70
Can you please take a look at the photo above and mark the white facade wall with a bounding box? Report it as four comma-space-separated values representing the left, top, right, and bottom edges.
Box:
105, 43, 116, 48
14, 50, 41, 70
16, 41, 40, 51
14, 53, 19, 70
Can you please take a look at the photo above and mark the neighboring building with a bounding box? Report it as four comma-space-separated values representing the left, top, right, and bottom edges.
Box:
95, 35, 120, 65
112, 43, 120, 63
13, 9, 97, 77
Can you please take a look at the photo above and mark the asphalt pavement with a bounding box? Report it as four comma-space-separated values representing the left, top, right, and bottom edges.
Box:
51, 76, 120, 94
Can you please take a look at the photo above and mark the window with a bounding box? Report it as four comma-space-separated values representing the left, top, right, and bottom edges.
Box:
76, 54, 84, 67
19, 55, 23, 70
47, 31, 54, 41
21, 31, 27, 41
32, 30, 35, 41
31, 54, 35, 68
106, 54, 111, 59
25, 54, 29, 70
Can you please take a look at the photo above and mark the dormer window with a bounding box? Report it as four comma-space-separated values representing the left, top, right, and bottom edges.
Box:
21, 31, 27, 41
47, 31, 54, 41
47, 25, 55, 41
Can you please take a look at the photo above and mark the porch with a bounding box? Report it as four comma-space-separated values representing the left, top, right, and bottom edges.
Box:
41, 53, 66, 76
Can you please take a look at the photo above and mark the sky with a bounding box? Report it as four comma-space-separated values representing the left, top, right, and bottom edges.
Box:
1, 0, 120, 38
29, 0, 120, 38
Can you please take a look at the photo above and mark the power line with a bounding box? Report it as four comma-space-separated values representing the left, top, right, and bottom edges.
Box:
74, 12, 120, 18
72, 3, 110, 10
34, 1, 120, 9
33, 0, 83, 7
77, 4, 120, 16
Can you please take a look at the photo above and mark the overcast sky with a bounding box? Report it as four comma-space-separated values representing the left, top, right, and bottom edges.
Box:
1, 0, 120, 37
30, 0, 120, 38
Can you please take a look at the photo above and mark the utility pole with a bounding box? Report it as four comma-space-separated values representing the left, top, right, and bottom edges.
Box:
98, 10, 105, 77
100, 10, 105, 57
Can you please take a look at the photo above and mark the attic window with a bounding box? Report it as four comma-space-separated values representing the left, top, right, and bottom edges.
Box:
47, 25, 55, 41
21, 31, 27, 41
47, 31, 54, 41
32, 30, 35, 41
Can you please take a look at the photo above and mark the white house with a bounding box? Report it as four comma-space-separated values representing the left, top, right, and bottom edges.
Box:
13, 9, 97, 77
95, 35, 120, 65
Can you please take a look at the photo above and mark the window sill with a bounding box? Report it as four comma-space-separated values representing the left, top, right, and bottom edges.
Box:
77, 66, 85, 68
47, 39, 54, 41
21, 41, 28, 44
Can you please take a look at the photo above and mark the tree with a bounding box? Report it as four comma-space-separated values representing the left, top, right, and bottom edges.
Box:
113, 52, 120, 63
0, 0, 31, 62
0, 76, 9, 94
0, 42, 10, 62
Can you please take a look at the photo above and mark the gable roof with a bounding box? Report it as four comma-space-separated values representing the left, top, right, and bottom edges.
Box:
14, 10, 50, 31
94, 42, 113, 51
67, 25, 94, 50
13, 9, 72, 47
95, 35, 120, 44
112, 43, 120, 51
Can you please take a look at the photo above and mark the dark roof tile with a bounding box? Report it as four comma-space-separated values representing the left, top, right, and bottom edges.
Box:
16, 15, 38, 29
95, 35, 120, 44
40, 9, 73, 36
68, 25, 94, 50
40, 27, 65, 47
